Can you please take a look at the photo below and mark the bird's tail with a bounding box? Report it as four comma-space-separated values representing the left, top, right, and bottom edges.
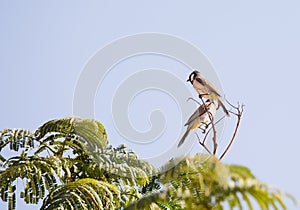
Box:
177, 129, 190, 148
218, 98, 230, 117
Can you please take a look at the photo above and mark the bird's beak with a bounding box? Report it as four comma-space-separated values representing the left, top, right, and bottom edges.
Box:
187, 79, 190, 82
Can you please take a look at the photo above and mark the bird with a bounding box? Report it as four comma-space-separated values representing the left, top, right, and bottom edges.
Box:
177, 99, 217, 148
187, 70, 230, 116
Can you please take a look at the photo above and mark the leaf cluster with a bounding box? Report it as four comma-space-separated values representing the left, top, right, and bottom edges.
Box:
0, 117, 155, 210
0, 117, 295, 210
125, 154, 295, 210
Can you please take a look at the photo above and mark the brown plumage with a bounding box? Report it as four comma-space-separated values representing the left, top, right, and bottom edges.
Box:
177, 100, 217, 148
187, 70, 230, 116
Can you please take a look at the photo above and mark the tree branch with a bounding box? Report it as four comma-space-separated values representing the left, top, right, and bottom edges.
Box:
196, 133, 212, 154
219, 102, 244, 160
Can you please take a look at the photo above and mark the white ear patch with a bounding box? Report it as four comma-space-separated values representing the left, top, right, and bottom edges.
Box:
190, 73, 195, 81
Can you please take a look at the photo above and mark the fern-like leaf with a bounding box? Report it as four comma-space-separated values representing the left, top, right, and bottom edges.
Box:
41, 178, 121, 210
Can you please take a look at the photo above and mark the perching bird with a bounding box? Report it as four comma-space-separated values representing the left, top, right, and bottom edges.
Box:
187, 70, 230, 116
177, 99, 217, 148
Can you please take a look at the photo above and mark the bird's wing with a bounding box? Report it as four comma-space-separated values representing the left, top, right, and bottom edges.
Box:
184, 103, 210, 126
195, 77, 205, 85
204, 78, 221, 96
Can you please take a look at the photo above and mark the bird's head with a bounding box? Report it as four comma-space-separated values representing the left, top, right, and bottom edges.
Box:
187, 70, 199, 84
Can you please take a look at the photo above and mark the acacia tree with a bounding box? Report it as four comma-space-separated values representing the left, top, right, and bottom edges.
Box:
0, 117, 295, 209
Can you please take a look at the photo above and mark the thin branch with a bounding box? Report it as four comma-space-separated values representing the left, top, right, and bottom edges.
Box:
225, 97, 240, 111
198, 96, 218, 155
186, 97, 203, 106
202, 116, 225, 144
196, 133, 212, 154
209, 112, 218, 155
200, 115, 225, 156
219, 103, 244, 160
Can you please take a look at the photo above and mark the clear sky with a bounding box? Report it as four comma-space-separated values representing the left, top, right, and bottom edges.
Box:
1, 1, 299, 209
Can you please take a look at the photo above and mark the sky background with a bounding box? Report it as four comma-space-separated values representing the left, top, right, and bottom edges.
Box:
1, 1, 300, 209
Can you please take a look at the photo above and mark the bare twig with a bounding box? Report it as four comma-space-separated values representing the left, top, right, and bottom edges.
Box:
196, 116, 225, 155
186, 97, 203, 106
198, 96, 218, 155
196, 133, 212, 154
189, 95, 244, 159
209, 112, 218, 155
219, 103, 244, 160
225, 96, 238, 109
202, 116, 225, 145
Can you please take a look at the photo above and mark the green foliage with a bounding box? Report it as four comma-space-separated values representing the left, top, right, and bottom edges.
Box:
125, 154, 295, 210
0, 128, 34, 155
1, 154, 59, 204
34, 117, 108, 154
41, 178, 121, 210
0, 117, 295, 210
0, 117, 155, 210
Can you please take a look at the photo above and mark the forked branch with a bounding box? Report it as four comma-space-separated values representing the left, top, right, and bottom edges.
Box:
219, 100, 244, 160
198, 96, 218, 155
193, 96, 244, 160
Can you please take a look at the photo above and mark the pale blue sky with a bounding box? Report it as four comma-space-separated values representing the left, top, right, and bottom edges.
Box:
1, 1, 300, 209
